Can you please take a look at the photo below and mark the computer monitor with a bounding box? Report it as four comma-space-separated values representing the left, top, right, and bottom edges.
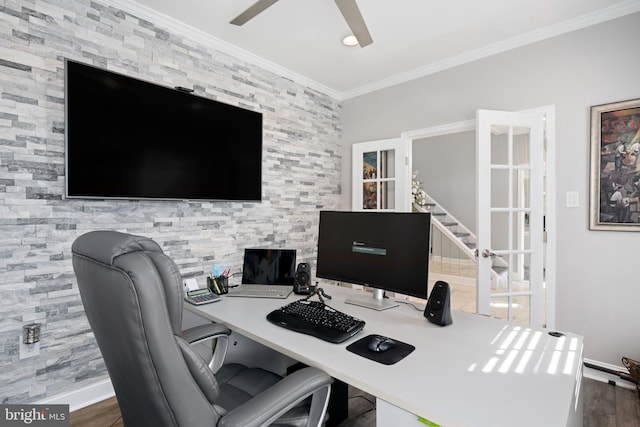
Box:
316, 210, 431, 310
241, 249, 296, 285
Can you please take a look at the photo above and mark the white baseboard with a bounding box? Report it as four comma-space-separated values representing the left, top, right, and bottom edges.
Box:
583, 358, 637, 391
38, 378, 115, 412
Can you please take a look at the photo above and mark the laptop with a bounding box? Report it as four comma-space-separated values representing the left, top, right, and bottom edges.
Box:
226, 249, 296, 298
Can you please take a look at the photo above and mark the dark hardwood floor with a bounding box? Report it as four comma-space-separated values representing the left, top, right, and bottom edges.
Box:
70, 378, 639, 427
584, 378, 640, 427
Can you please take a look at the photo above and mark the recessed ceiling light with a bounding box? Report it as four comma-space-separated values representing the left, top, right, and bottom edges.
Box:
342, 35, 358, 46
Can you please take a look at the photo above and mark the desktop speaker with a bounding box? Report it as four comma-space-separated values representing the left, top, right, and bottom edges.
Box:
424, 281, 452, 326
294, 262, 312, 295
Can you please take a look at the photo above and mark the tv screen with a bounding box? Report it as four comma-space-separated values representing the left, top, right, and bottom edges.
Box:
316, 211, 431, 309
64, 59, 262, 201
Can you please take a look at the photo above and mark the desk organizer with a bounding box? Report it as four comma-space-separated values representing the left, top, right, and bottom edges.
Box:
207, 275, 228, 295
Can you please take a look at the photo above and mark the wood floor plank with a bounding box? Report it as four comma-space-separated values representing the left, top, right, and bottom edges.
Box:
583, 378, 617, 427
69, 396, 122, 427
615, 386, 640, 427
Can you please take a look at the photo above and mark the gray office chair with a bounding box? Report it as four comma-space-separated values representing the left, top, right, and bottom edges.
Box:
71, 230, 333, 427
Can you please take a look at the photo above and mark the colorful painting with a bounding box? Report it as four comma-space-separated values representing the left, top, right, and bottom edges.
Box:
363, 152, 377, 179
363, 182, 377, 209
590, 98, 640, 230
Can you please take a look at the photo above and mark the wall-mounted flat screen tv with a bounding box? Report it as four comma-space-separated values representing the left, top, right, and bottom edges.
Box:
65, 59, 262, 201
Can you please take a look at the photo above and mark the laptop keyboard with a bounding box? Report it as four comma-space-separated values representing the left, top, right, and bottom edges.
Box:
227, 284, 293, 298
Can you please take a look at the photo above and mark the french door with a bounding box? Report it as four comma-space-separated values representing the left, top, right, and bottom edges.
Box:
351, 138, 411, 212
476, 110, 546, 327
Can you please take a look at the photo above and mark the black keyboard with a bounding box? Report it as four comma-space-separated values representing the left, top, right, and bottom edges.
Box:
267, 300, 365, 343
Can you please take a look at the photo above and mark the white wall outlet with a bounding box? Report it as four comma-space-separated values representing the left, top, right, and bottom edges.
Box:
19, 335, 40, 359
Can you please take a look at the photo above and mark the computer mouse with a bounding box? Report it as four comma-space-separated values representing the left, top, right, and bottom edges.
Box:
367, 336, 397, 353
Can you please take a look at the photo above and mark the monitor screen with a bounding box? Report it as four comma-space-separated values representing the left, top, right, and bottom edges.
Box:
316, 211, 431, 309
65, 59, 263, 201
241, 249, 297, 285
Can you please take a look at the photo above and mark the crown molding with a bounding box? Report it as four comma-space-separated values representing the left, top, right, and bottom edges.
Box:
340, 0, 640, 100
102, 0, 640, 102
102, 0, 342, 100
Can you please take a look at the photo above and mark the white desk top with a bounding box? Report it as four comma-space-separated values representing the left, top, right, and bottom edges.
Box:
186, 284, 582, 427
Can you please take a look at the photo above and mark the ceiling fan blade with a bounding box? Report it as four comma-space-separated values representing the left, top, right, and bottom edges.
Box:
334, 0, 373, 47
230, 0, 280, 26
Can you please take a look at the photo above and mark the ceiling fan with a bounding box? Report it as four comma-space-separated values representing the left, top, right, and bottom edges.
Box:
230, 0, 373, 47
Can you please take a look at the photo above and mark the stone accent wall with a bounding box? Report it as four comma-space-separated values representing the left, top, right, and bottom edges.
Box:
0, 0, 342, 403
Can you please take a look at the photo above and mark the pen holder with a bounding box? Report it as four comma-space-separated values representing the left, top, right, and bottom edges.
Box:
208, 275, 228, 295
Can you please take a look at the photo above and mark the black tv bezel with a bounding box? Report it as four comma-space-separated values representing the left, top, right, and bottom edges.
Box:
316, 210, 432, 300
64, 59, 263, 202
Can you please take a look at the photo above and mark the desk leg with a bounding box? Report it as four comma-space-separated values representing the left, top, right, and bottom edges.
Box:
326, 379, 348, 427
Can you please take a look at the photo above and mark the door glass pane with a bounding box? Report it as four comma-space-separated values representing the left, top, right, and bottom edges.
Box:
512, 295, 530, 324
490, 296, 510, 318
491, 211, 510, 251
514, 253, 532, 287
491, 126, 509, 165
380, 181, 395, 209
363, 151, 377, 179
490, 295, 530, 324
380, 149, 396, 178
363, 182, 377, 209
491, 169, 509, 208
513, 129, 531, 166
518, 170, 530, 209
508, 211, 530, 251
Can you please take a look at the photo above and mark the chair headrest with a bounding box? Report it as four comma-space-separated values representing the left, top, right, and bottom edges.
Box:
72, 230, 163, 265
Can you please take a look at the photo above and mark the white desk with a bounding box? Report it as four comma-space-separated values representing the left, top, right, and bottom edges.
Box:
185, 284, 583, 427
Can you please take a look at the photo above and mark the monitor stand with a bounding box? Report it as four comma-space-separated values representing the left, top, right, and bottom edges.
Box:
345, 288, 399, 311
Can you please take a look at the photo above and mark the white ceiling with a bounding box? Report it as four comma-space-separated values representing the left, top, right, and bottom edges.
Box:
111, 0, 640, 99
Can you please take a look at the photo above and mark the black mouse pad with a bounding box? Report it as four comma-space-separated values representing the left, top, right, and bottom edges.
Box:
346, 334, 415, 365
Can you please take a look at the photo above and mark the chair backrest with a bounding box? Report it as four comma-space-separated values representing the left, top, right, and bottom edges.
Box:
72, 231, 219, 427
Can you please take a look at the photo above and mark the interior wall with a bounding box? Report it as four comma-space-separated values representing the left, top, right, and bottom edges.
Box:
413, 131, 476, 233
342, 12, 640, 366
0, 0, 341, 403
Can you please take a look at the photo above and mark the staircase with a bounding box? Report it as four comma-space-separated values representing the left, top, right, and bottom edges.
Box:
414, 193, 508, 288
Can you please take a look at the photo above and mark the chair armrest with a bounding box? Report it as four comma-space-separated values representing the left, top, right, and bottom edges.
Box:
182, 323, 231, 373
218, 367, 333, 427
182, 323, 231, 343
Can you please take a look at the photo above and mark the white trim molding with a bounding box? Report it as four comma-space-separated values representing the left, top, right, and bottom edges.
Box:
583, 358, 638, 391
38, 378, 115, 412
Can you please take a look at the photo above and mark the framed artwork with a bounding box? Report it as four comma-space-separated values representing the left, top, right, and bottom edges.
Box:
590, 98, 640, 230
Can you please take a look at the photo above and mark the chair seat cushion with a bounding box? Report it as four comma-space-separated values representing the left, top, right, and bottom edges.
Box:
215, 363, 282, 410
215, 363, 315, 427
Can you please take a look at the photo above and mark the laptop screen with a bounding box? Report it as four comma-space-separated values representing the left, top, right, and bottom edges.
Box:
241, 249, 296, 285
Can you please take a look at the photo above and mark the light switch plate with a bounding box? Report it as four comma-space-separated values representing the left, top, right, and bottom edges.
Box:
566, 191, 579, 208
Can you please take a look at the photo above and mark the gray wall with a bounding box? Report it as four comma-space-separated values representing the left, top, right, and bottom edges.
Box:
342, 13, 640, 366
413, 131, 476, 233
0, 1, 341, 402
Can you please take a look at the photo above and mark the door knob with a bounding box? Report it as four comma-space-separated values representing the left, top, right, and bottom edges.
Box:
481, 249, 496, 258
